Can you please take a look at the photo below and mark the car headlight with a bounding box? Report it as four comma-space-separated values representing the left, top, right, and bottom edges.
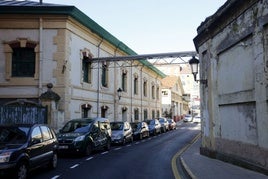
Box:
74, 135, 85, 142
0, 152, 12, 163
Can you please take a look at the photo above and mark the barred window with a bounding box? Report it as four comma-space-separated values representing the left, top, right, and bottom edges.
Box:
12, 47, 35, 77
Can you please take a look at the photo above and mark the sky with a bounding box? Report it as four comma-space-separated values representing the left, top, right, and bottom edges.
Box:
34, 0, 227, 54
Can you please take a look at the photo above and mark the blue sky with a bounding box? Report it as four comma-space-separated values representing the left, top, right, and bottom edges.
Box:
35, 0, 227, 54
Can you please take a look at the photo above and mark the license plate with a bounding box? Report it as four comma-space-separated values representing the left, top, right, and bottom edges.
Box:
59, 145, 68, 149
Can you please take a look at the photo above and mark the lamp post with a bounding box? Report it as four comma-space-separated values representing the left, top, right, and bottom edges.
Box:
189, 56, 207, 85
117, 88, 122, 100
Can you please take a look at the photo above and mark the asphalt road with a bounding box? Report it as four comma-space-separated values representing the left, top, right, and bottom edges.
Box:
30, 122, 200, 179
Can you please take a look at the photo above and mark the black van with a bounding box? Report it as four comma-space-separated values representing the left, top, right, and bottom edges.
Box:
57, 117, 111, 156
0, 124, 58, 179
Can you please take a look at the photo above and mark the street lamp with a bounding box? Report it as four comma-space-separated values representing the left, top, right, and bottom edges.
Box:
189, 56, 207, 85
117, 88, 122, 100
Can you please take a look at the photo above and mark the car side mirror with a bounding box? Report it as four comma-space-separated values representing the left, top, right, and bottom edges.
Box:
31, 138, 41, 145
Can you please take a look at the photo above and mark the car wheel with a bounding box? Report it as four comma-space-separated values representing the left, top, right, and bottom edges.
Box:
122, 138, 126, 145
153, 130, 156, 136
15, 161, 28, 179
85, 143, 93, 156
130, 136, 134, 143
139, 133, 143, 140
105, 139, 111, 151
49, 152, 58, 169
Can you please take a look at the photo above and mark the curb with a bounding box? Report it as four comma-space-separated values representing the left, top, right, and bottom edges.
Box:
179, 133, 201, 179
180, 156, 197, 179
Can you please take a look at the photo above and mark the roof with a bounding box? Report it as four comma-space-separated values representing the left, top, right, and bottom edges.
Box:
193, 0, 259, 50
161, 76, 179, 88
0, 0, 165, 78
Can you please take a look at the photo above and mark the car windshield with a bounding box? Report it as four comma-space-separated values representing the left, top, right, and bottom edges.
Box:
111, 122, 123, 130
61, 121, 92, 133
0, 126, 29, 145
148, 120, 155, 125
130, 123, 141, 130
158, 118, 165, 122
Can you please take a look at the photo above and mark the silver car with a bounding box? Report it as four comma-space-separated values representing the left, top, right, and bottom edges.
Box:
110, 121, 133, 145
183, 114, 193, 122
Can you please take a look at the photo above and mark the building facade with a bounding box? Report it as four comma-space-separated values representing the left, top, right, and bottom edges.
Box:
161, 76, 188, 120
194, 0, 268, 172
0, 1, 165, 130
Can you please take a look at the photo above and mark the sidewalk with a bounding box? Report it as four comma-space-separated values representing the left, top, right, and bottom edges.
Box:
180, 136, 268, 179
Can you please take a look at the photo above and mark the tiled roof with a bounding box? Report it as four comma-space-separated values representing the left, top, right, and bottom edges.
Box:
161, 76, 179, 88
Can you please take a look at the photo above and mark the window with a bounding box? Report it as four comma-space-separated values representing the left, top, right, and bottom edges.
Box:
40, 126, 52, 141
12, 47, 35, 77
156, 87, 160, 100
31, 127, 42, 142
81, 49, 93, 84
81, 104, 91, 118
134, 108, 139, 121
152, 110, 155, 119
82, 59, 92, 83
144, 109, 148, 121
143, 80, 147, 97
4, 39, 39, 82
134, 75, 138, 95
151, 85, 155, 99
157, 110, 160, 118
101, 106, 108, 118
102, 62, 108, 87
122, 70, 127, 91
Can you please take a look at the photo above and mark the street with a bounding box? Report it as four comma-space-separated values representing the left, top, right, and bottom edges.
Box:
30, 122, 200, 179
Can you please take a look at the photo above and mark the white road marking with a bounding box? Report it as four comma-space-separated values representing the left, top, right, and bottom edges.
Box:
51, 175, 60, 179
86, 157, 93, 161
114, 147, 121, 150
70, 164, 79, 169
101, 151, 108, 155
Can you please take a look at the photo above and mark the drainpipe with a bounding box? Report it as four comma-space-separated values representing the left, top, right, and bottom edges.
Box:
97, 38, 103, 117
155, 76, 159, 117
140, 65, 144, 121
130, 60, 133, 122
39, 17, 43, 100
114, 42, 121, 121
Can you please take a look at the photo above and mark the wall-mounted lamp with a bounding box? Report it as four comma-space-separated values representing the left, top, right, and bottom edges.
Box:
117, 88, 122, 100
189, 56, 207, 85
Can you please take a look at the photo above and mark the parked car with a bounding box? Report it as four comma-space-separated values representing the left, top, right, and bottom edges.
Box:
183, 114, 193, 122
130, 122, 150, 140
168, 118, 176, 130
157, 117, 169, 133
0, 124, 58, 179
146, 119, 161, 136
193, 115, 201, 123
110, 121, 133, 145
57, 117, 111, 156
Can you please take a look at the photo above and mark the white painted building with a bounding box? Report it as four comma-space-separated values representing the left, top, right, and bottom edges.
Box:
0, 1, 165, 129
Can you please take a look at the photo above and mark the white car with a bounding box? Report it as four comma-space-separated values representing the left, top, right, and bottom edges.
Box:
193, 116, 201, 123
183, 115, 193, 122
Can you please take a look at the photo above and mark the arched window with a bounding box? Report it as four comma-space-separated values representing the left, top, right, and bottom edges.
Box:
81, 49, 93, 84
